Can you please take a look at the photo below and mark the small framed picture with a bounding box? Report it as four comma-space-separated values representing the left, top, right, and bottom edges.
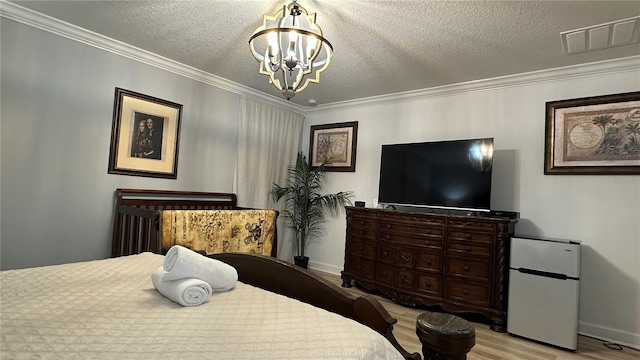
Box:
108, 88, 183, 179
309, 121, 358, 172
544, 91, 640, 175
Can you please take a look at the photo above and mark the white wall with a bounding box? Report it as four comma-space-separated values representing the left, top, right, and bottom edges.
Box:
1, 18, 240, 269
303, 61, 640, 349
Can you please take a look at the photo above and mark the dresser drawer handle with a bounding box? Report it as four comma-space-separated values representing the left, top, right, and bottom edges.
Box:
425, 281, 431, 288
401, 253, 410, 262
425, 229, 431, 234
426, 259, 432, 266
386, 224, 392, 229
357, 264, 362, 270
424, 240, 430, 246
359, 230, 364, 235
400, 274, 409, 283
383, 251, 389, 257
358, 245, 364, 251
465, 246, 472, 252
462, 288, 469, 295
359, 220, 365, 226
463, 265, 470, 272
382, 270, 387, 276
465, 234, 472, 239
385, 234, 391, 240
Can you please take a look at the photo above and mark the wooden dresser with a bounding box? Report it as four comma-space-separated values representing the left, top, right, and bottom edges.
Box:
341, 206, 516, 332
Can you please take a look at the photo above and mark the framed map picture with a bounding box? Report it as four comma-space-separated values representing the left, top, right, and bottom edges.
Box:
544, 92, 640, 175
309, 121, 358, 172
108, 88, 183, 179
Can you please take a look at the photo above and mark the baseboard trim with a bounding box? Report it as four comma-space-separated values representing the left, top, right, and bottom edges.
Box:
308, 259, 342, 276
579, 321, 640, 350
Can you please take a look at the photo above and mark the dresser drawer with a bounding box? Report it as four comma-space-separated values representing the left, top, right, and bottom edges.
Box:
447, 256, 490, 281
376, 264, 416, 290
448, 218, 496, 232
381, 221, 444, 236
445, 279, 489, 306
396, 247, 417, 268
417, 273, 442, 296
379, 232, 443, 248
378, 244, 419, 269
350, 239, 376, 258
375, 263, 397, 286
377, 243, 397, 264
447, 241, 491, 256
350, 217, 378, 230
346, 256, 375, 280
396, 269, 416, 290
349, 227, 377, 240
416, 250, 441, 272
447, 230, 493, 244
380, 211, 447, 224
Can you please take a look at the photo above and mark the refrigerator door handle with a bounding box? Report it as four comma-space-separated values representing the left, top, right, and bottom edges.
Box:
517, 267, 569, 280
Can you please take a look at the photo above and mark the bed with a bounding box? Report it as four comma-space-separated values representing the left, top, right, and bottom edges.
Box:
0, 189, 426, 359
0, 252, 423, 359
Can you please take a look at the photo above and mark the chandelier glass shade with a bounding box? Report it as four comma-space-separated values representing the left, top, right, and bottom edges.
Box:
249, 1, 333, 100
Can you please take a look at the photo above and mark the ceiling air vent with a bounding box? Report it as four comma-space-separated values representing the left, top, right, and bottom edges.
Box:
561, 16, 640, 54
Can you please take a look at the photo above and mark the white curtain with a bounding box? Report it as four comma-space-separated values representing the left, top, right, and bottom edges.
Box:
233, 96, 304, 261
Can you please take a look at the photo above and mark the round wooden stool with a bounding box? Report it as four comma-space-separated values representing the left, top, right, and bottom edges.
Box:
415, 312, 476, 360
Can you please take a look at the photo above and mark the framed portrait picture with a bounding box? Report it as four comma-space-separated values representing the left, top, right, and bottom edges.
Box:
544, 91, 640, 175
309, 121, 358, 172
108, 88, 183, 179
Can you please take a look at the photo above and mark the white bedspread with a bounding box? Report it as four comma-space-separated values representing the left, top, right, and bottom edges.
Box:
0, 253, 404, 360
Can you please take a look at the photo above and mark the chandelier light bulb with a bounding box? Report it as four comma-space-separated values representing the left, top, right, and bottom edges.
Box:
307, 37, 317, 54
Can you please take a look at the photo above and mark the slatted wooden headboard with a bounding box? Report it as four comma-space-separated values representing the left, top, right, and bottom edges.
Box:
111, 188, 245, 257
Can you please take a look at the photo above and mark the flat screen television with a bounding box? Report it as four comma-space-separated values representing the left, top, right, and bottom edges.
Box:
377, 138, 494, 212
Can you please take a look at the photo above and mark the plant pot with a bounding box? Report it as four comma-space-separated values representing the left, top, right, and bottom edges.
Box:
294, 256, 309, 269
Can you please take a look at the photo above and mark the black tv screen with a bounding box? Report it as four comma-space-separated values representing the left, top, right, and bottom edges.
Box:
378, 138, 494, 212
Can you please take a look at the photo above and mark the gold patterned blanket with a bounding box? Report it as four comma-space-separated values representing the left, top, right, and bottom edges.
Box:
161, 209, 277, 256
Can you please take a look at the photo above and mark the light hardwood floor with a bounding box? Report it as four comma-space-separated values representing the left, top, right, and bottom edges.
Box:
314, 271, 640, 360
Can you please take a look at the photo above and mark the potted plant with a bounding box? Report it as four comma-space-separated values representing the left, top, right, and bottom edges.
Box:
269, 152, 353, 268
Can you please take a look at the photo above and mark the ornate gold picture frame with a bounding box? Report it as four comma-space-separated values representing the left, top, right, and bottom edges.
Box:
544, 91, 640, 175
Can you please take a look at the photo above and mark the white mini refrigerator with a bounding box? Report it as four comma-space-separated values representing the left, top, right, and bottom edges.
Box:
507, 237, 581, 350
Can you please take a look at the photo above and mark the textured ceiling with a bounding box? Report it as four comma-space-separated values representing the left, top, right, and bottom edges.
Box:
8, 0, 640, 107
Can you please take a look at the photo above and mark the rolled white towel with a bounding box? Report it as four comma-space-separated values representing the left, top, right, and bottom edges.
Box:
151, 267, 212, 307
163, 245, 238, 291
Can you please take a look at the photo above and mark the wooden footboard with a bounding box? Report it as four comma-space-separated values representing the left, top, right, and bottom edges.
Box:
111, 189, 277, 258
210, 252, 422, 360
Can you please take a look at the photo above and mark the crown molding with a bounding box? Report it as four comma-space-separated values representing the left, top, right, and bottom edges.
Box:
0, 0, 305, 115
308, 55, 640, 113
2, 0, 637, 116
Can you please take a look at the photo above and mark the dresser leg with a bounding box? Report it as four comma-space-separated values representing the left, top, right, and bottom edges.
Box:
340, 272, 353, 287
489, 316, 506, 332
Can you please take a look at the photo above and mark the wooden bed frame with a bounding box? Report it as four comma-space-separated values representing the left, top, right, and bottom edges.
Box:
210, 252, 421, 360
111, 189, 422, 360
111, 188, 277, 258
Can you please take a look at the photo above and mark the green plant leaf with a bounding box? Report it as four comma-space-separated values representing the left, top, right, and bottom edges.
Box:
269, 152, 354, 258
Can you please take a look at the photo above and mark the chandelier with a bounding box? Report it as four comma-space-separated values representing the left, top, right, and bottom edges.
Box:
249, 0, 333, 100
